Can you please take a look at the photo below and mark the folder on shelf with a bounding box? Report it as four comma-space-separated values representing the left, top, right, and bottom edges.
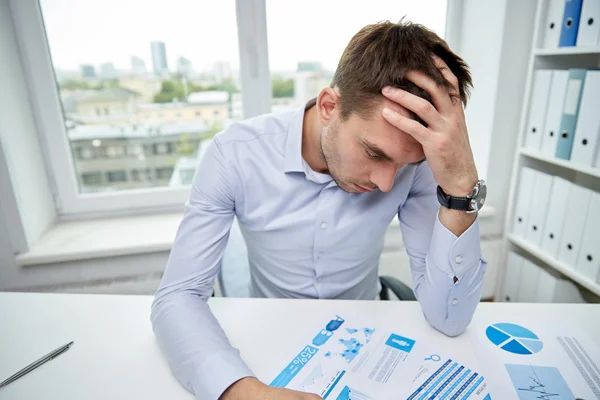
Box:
576, 0, 600, 46
556, 68, 587, 160
541, 176, 571, 258
541, 70, 569, 157
535, 267, 585, 303
517, 260, 541, 302
525, 171, 554, 247
513, 167, 536, 237
543, 0, 567, 48
558, 183, 593, 267
559, 0, 584, 47
503, 252, 524, 302
571, 70, 600, 166
525, 70, 553, 150
575, 191, 600, 282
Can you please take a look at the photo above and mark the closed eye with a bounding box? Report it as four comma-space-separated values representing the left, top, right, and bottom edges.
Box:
365, 148, 380, 160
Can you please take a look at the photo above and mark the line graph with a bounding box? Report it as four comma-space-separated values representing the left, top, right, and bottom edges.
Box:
505, 364, 575, 400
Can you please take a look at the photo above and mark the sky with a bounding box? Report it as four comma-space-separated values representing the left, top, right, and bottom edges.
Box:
40, 0, 447, 73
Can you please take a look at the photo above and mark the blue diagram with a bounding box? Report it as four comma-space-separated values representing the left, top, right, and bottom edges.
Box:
313, 316, 345, 346
339, 338, 363, 363
486, 323, 543, 355
385, 334, 415, 353
334, 385, 373, 400
505, 364, 574, 400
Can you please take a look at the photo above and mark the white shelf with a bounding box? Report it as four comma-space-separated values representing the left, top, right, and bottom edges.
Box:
520, 148, 600, 179
534, 47, 600, 56
508, 233, 600, 296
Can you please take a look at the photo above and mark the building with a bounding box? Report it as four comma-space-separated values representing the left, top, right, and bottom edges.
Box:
67, 121, 212, 192
137, 97, 229, 127
64, 87, 140, 125
169, 139, 213, 186
130, 56, 147, 76
119, 76, 162, 103
99, 62, 118, 79
271, 97, 296, 114
294, 62, 330, 107
177, 56, 193, 79
150, 41, 168, 76
80, 64, 96, 79
231, 92, 243, 121
213, 61, 232, 84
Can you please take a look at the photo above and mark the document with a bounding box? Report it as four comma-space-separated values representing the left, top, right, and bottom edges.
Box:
268, 314, 428, 399
471, 317, 600, 400
267, 313, 491, 399
409, 351, 492, 400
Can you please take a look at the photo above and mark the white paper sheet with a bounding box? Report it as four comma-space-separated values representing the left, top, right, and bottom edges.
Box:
471, 317, 600, 400
267, 314, 428, 399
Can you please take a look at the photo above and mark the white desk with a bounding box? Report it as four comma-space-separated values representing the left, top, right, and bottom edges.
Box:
0, 293, 598, 399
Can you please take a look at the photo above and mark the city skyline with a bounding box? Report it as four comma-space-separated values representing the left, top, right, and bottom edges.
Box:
40, 0, 447, 72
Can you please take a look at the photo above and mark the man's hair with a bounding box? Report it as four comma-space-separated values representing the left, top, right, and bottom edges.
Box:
330, 19, 473, 123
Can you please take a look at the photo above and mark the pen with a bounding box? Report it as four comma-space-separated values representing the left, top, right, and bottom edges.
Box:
0, 341, 74, 389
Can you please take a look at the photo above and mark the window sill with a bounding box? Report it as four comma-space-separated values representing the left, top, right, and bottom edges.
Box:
16, 213, 184, 266
16, 206, 496, 267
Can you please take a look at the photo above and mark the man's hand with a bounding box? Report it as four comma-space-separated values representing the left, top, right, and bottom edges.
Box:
380, 55, 478, 198
220, 377, 324, 400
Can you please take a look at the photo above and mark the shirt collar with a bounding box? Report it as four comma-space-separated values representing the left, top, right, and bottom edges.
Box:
283, 98, 316, 174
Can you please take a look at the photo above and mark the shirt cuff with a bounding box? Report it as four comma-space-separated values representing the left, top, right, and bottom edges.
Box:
426, 212, 482, 278
192, 347, 255, 400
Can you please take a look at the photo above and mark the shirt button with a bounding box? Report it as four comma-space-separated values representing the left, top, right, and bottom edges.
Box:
321, 222, 327, 229
451, 299, 458, 306
455, 255, 463, 264
317, 252, 322, 259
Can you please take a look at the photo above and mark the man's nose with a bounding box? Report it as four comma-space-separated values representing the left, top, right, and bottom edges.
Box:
370, 164, 398, 193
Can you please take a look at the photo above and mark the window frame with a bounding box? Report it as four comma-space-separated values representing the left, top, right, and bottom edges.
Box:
9, 0, 271, 217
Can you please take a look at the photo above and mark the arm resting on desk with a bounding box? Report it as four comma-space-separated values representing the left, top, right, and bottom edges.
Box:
398, 162, 487, 337
151, 140, 254, 400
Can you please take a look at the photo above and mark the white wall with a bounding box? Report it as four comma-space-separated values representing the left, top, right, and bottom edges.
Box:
0, 0, 56, 251
453, 0, 536, 235
460, 0, 507, 181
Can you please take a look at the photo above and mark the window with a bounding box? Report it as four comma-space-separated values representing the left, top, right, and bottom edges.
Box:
266, 0, 447, 108
126, 144, 144, 157
106, 170, 127, 182
153, 143, 170, 155
106, 145, 125, 158
77, 147, 95, 160
81, 172, 103, 185
25, 0, 247, 214
130, 169, 140, 181
179, 169, 196, 185
155, 167, 174, 180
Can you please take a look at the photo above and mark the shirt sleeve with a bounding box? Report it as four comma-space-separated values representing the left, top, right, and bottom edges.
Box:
151, 138, 255, 400
397, 162, 487, 337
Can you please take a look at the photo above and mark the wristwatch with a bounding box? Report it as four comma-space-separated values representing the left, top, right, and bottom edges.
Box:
437, 180, 487, 213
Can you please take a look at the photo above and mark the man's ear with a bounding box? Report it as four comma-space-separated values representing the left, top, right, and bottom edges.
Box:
316, 87, 340, 127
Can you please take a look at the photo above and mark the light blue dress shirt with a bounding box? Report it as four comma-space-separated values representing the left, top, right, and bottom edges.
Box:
151, 102, 487, 400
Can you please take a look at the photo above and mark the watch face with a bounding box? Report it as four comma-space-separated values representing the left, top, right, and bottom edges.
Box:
469, 180, 487, 212
476, 183, 487, 209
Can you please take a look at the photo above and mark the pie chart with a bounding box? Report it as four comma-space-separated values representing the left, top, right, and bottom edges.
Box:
485, 322, 543, 355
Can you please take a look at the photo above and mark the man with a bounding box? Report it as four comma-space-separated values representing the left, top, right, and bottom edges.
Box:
152, 20, 487, 400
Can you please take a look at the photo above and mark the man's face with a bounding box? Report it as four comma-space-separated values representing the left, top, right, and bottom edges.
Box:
320, 97, 426, 193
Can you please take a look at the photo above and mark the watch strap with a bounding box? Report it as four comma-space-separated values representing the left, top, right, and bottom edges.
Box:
437, 185, 471, 211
